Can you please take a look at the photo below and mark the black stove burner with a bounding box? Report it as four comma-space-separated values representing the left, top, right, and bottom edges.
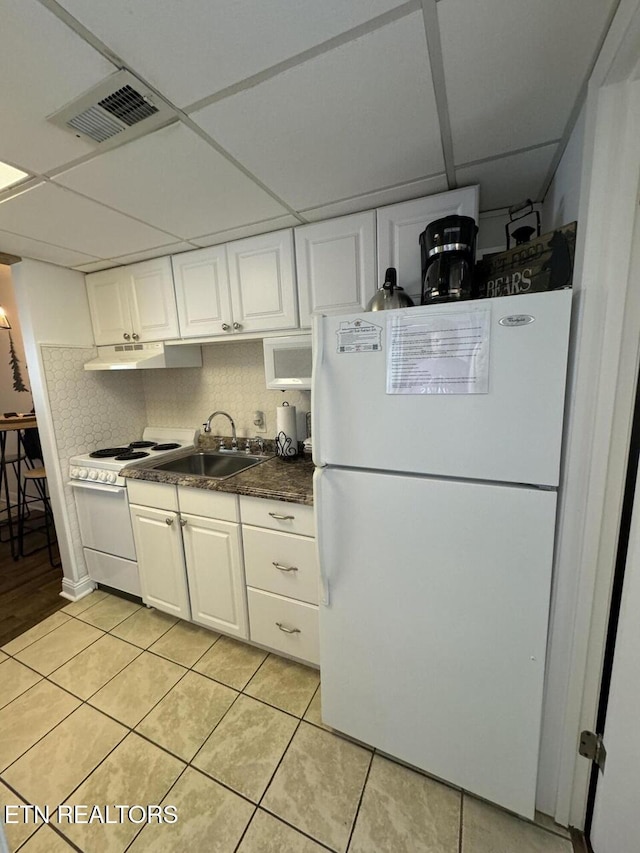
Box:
129, 441, 158, 449
115, 451, 150, 461
90, 447, 130, 458
152, 443, 181, 451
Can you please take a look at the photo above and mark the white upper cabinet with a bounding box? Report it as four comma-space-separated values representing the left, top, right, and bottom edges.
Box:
376, 186, 479, 303
295, 211, 377, 327
227, 229, 298, 334
86, 257, 180, 345
172, 245, 233, 338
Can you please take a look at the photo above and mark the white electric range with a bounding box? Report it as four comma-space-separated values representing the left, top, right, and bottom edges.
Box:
69, 427, 198, 596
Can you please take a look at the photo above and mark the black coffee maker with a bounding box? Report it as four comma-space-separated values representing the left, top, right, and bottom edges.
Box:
419, 215, 478, 304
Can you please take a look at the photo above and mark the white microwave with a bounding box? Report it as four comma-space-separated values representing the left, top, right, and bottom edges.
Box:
263, 334, 312, 390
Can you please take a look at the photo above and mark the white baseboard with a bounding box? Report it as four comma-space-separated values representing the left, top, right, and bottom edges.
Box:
60, 575, 96, 602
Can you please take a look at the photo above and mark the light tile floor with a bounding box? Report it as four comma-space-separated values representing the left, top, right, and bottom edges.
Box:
0, 591, 575, 853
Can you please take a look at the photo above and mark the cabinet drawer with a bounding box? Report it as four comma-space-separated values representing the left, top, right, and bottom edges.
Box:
178, 487, 239, 522
243, 526, 318, 604
240, 495, 314, 536
127, 479, 178, 511
248, 588, 319, 665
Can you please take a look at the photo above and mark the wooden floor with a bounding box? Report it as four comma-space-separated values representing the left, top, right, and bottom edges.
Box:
0, 514, 64, 647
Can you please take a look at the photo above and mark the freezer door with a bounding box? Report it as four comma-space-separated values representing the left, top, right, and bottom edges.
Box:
313, 290, 572, 486
315, 466, 557, 818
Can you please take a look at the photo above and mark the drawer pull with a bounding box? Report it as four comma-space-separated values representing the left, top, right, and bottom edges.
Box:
276, 622, 301, 635
269, 512, 295, 520
272, 562, 298, 573
165, 517, 174, 526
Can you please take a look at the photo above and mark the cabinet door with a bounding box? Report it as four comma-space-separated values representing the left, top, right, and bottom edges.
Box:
129, 504, 191, 619
86, 268, 132, 345
377, 186, 479, 303
227, 229, 298, 334
295, 211, 376, 327
172, 246, 233, 338
182, 514, 248, 638
128, 257, 180, 342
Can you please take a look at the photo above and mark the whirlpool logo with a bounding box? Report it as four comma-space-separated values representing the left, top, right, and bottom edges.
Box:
498, 314, 535, 327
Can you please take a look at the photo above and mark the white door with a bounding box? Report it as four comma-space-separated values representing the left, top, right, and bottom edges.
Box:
377, 186, 479, 302
172, 245, 233, 338
313, 290, 572, 486
295, 211, 377, 326
590, 465, 640, 852
181, 513, 248, 638
227, 229, 298, 333
130, 504, 191, 619
315, 466, 558, 819
128, 257, 180, 342
85, 268, 132, 345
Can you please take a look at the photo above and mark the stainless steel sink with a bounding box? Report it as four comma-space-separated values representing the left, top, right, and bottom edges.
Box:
152, 450, 270, 480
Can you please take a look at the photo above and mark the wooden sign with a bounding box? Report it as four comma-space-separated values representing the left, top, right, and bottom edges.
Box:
475, 222, 577, 299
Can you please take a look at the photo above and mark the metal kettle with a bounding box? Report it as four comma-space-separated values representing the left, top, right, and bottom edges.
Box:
367, 268, 415, 311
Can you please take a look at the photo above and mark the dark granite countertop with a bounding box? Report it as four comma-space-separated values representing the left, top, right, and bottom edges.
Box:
122, 450, 315, 506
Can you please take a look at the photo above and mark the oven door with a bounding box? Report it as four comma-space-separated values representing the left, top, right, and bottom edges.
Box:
71, 481, 136, 561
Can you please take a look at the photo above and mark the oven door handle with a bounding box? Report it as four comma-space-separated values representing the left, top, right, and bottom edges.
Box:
69, 481, 127, 494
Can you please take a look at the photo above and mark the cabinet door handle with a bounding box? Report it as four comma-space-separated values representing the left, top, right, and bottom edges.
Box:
269, 512, 294, 520
132, 332, 140, 341
233, 322, 242, 330
165, 517, 174, 526
273, 562, 298, 572
123, 333, 131, 341
276, 622, 301, 634
180, 518, 187, 527
221, 323, 230, 331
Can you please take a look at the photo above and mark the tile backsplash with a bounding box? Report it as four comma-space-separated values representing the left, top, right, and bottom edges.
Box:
142, 340, 311, 439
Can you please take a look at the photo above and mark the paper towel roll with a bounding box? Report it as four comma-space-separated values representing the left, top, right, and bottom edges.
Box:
276, 403, 298, 458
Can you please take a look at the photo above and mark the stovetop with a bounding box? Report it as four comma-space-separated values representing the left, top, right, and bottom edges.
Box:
69, 427, 199, 485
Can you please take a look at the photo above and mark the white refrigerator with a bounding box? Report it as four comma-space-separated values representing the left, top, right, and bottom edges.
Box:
312, 290, 572, 819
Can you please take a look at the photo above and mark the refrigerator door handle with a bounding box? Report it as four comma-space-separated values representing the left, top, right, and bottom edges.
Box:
313, 466, 330, 606
311, 315, 324, 467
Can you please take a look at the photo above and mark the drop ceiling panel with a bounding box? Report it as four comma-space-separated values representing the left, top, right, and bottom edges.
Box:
193, 12, 444, 211
0, 0, 117, 173
191, 216, 301, 248
0, 184, 179, 259
55, 0, 409, 107
455, 145, 557, 211
300, 175, 449, 222
439, 0, 616, 164
54, 124, 289, 239
0, 229, 101, 268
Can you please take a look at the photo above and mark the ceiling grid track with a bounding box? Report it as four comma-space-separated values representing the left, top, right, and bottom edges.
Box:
420, 0, 456, 190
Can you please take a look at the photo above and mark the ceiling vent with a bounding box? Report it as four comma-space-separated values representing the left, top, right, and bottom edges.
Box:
48, 70, 177, 148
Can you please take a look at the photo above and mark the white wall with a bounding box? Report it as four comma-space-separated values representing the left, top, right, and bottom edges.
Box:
535, 105, 588, 818
12, 260, 99, 597
543, 103, 587, 233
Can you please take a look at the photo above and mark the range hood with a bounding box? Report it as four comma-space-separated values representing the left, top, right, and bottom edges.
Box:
84, 342, 202, 371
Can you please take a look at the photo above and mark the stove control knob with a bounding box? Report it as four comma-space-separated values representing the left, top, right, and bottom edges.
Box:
98, 471, 107, 482
78, 468, 88, 479
106, 472, 117, 484
70, 467, 79, 478
88, 470, 98, 480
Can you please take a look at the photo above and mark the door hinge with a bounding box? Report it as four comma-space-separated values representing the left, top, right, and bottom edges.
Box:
579, 730, 607, 772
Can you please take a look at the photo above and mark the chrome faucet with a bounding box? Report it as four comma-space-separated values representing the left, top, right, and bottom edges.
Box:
203, 411, 237, 450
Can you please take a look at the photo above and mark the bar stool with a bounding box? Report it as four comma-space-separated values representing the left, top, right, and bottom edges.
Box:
18, 466, 59, 567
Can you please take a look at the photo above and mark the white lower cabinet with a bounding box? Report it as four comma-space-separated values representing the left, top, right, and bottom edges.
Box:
129, 481, 317, 662
129, 504, 191, 619
240, 496, 318, 665
247, 588, 319, 665
181, 512, 247, 638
